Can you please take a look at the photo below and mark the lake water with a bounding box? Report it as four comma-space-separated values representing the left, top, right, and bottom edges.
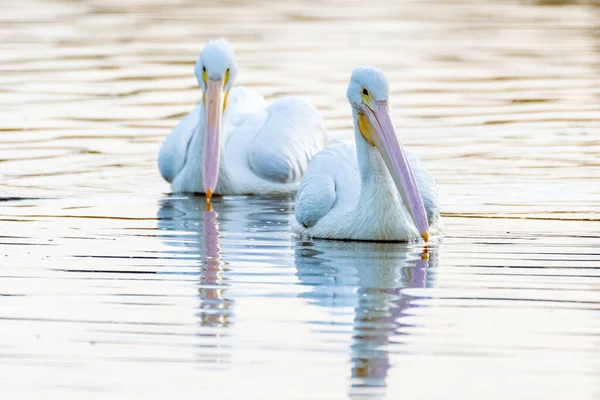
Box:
1, 0, 599, 399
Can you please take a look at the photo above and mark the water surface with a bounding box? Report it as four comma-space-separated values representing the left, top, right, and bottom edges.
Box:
1, 0, 599, 399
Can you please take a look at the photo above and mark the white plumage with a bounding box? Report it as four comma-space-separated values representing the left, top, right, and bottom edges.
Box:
292, 67, 442, 242
158, 39, 327, 197
293, 139, 441, 241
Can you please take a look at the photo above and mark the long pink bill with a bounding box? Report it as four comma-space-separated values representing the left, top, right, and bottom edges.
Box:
203, 78, 223, 202
366, 101, 430, 241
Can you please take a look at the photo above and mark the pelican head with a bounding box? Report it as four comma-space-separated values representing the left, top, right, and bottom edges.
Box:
194, 39, 239, 202
347, 67, 430, 242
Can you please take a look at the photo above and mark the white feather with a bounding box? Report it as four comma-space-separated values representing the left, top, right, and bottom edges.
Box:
158, 88, 327, 195
292, 139, 442, 242
295, 140, 359, 228
248, 97, 325, 184
292, 66, 442, 242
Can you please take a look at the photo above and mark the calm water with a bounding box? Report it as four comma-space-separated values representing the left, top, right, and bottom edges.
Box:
1, 0, 599, 399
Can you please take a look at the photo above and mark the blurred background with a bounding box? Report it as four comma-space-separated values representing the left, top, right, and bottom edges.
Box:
0, 1, 599, 399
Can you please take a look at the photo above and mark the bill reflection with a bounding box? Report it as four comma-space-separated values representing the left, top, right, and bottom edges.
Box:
295, 240, 438, 399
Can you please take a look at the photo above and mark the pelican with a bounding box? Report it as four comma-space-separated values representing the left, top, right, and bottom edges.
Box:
292, 67, 442, 242
158, 39, 327, 202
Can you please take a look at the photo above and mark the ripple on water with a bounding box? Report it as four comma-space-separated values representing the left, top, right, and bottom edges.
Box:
0, 0, 599, 398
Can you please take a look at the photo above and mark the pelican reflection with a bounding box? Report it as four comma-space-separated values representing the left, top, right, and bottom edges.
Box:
157, 196, 232, 364
294, 240, 439, 399
157, 194, 295, 365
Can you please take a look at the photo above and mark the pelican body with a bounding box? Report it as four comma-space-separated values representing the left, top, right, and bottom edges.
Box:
158, 39, 327, 201
292, 67, 442, 242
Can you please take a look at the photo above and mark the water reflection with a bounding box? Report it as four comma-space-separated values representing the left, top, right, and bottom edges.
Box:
200, 207, 230, 327
157, 196, 232, 363
295, 240, 438, 399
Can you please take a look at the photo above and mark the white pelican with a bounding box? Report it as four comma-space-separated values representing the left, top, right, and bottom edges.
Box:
158, 39, 327, 202
292, 67, 442, 242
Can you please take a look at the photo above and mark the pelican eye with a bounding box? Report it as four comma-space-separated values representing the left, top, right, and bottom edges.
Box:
201, 66, 208, 84
224, 67, 230, 86
362, 88, 369, 96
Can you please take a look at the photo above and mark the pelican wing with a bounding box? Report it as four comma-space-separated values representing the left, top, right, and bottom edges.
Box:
247, 97, 327, 184
295, 140, 360, 228
158, 106, 200, 183
406, 152, 440, 226
223, 87, 266, 128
